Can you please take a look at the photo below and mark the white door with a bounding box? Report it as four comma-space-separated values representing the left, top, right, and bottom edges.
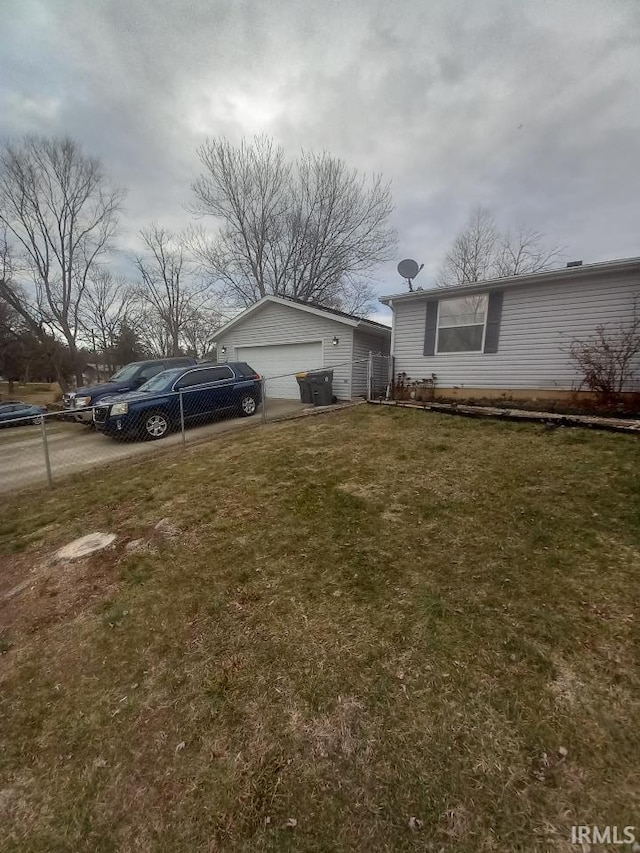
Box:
236, 342, 323, 399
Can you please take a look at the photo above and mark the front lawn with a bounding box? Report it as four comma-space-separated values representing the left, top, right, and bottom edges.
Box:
1, 406, 639, 851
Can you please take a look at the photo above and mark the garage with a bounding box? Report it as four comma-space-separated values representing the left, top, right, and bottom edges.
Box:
236, 341, 323, 399
214, 295, 391, 401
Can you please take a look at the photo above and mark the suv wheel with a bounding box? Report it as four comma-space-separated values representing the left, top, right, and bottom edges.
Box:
239, 394, 257, 417
143, 410, 171, 440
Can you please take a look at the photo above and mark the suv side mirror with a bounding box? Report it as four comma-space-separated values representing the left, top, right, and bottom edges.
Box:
131, 376, 145, 389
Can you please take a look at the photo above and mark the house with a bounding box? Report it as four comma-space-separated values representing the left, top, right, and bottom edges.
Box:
81, 363, 112, 385
380, 256, 640, 403
212, 295, 391, 399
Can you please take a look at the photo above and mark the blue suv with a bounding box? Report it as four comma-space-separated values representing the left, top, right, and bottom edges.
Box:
93, 362, 262, 440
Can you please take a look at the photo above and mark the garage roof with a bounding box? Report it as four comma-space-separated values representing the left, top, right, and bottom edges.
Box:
213, 295, 391, 339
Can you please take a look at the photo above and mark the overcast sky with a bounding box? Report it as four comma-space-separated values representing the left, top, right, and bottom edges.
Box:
2, 0, 639, 324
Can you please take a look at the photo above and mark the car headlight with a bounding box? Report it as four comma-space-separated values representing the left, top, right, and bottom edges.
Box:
75, 396, 92, 407
110, 402, 129, 416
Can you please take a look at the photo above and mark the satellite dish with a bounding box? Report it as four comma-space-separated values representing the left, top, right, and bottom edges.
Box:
397, 259, 420, 280
397, 258, 424, 292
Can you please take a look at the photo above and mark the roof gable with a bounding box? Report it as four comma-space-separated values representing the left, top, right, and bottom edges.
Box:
213, 295, 390, 339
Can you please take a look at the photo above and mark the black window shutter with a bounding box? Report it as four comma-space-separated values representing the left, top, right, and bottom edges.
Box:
423, 300, 439, 356
484, 291, 504, 353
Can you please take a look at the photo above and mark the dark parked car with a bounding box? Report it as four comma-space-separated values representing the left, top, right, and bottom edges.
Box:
63, 357, 198, 424
0, 401, 47, 427
93, 362, 262, 440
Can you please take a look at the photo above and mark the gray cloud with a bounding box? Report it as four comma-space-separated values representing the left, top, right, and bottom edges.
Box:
1, 0, 639, 318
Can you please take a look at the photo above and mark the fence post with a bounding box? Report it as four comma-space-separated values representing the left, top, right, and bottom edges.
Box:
41, 415, 53, 488
386, 355, 394, 400
367, 351, 373, 401
179, 390, 186, 449
261, 377, 267, 424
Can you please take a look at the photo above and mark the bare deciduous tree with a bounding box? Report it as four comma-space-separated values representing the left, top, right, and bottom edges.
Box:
0, 223, 67, 385
437, 207, 563, 288
79, 270, 136, 372
0, 136, 124, 386
569, 300, 640, 402
190, 135, 396, 315
436, 207, 498, 287
0, 223, 12, 285
0, 296, 22, 392
180, 306, 221, 361
135, 224, 216, 357
495, 226, 564, 277
0, 223, 49, 347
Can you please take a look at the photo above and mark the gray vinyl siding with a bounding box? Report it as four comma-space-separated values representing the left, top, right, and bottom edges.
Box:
217, 301, 355, 398
391, 270, 640, 391
351, 329, 391, 396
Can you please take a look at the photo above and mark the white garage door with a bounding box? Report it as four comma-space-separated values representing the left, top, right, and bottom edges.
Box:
236, 342, 323, 399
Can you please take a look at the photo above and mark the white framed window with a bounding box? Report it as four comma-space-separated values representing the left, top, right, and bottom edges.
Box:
436, 294, 488, 354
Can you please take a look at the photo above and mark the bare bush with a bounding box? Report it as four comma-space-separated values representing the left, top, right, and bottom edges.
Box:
569, 301, 640, 402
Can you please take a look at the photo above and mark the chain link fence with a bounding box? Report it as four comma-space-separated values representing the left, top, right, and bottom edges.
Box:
0, 354, 392, 494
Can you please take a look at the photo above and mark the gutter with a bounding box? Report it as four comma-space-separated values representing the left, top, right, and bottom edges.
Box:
356, 319, 392, 335
378, 256, 640, 306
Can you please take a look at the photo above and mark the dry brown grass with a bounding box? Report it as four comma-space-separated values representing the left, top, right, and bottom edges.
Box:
0, 405, 639, 851
0, 382, 61, 405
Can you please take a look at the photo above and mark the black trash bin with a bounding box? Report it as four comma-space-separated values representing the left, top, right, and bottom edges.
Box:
295, 372, 313, 404
307, 369, 334, 406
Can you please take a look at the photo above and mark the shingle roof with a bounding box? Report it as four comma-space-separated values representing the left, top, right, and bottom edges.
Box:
277, 295, 390, 329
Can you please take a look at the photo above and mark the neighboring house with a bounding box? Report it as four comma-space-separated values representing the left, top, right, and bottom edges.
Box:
212, 295, 391, 399
380, 257, 640, 402
81, 363, 112, 385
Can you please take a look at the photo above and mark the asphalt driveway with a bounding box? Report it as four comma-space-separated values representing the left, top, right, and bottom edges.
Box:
0, 398, 308, 493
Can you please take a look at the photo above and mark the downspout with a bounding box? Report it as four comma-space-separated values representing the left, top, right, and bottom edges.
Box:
349, 324, 355, 400
386, 300, 395, 400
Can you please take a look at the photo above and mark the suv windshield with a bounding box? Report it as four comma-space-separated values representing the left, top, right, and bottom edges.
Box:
138, 370, 180, 393
109, 363, 142, 383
